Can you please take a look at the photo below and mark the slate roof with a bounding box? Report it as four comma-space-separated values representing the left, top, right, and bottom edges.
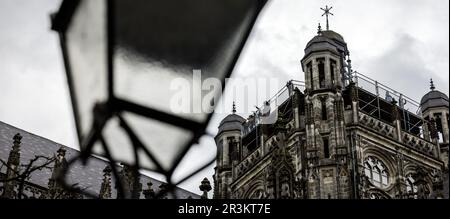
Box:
303, 30, 348, 58
217, 114, 245, 136
0, 121, 199, 199
420, 90, 449, 112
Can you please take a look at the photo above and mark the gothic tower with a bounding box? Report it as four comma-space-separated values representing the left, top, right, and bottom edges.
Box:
420, 79, 449, 169
214, 103, 245, 199
300, 19, 353, 198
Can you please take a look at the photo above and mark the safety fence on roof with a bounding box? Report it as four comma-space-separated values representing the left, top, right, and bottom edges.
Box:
242, 80, 305, 136
352, 71, 434, 140
353, 71, 421, 115
241, 72, 434, 142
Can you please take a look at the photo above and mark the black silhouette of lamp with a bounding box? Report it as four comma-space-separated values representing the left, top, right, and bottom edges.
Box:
51, 0, 267, 197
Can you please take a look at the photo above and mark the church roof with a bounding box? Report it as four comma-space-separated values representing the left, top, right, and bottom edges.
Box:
420, 90, 449, 112
420, 79, 449, 113
303, 30, 348, 59
0, 121, 199, 199
306, 30, 345, 46
217, 114, 245, 136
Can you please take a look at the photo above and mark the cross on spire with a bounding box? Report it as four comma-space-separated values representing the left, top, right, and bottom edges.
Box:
430, 78, 435, 91
320, 5, 334, 30
232, 101, 236, 114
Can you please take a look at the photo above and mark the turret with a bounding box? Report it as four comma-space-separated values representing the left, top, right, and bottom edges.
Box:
301, 25, 350, 93
420, 79, 449, 169
213, 102, 245, 199
301, 7, 352, 199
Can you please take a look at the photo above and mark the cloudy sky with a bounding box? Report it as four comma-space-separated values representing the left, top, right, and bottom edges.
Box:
0, 0, 448, 195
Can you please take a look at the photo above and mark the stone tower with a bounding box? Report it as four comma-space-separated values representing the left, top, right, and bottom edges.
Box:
214, 104, 245, 199
300, 25, 352, 199
420, 79, 449, 169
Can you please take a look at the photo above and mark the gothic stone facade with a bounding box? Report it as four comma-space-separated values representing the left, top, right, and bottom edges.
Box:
214, 29, 449, 199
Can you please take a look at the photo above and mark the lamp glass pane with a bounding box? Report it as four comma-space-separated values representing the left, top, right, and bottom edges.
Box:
94, 113, 193, 171
113, 0, 264, 123
66, 0, 107, 140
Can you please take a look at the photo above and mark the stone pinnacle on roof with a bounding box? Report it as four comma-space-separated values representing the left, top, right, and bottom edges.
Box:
13, 133, 22, 149
99, 165, 112, 199
199, 177, 212, 199
143, 181, 156, 199
57, 146, 66, 157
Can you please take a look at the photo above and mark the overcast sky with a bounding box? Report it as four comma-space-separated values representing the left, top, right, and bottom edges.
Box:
0, 0, 448, 195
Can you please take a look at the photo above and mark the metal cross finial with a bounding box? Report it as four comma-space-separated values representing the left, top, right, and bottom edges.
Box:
321, 5, 334, 30
430, 78, 435, 91
232, 101, 236, 114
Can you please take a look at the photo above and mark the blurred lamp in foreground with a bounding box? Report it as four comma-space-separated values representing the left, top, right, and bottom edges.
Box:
51, 0, 267, 176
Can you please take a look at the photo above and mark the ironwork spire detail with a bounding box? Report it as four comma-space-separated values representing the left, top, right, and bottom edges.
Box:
321, 5, 334, 30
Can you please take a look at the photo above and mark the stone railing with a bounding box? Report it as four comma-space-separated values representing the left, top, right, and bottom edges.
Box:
401, 131, 437, 158
358, 112, 438, 158
0, 176, 46, 199
358, 113, 397, 139
22, 183, 46, 199
234, 145, 263, 178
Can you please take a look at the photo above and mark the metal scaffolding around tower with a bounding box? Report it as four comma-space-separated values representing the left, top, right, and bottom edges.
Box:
352, 71, 431, 138
241, 80, 305, 157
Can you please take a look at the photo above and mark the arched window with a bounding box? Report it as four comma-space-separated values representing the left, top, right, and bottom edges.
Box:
329, 59, 336, 84
248, 189, 265, 199
307, 62, 313, 88
317, 58, 326, 88
372, 166, 381, 187
323, 137, 330, 158
321, 99, 328, 120
364, 156, 390, 188
381, 170, 388, 186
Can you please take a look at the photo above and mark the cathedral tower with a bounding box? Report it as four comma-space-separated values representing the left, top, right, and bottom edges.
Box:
420, 79, 449, 169
214, 103, 245, 199
300, 8, 353, 198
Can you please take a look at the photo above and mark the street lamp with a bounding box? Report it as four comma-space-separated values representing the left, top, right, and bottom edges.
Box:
51, 0, 267, 195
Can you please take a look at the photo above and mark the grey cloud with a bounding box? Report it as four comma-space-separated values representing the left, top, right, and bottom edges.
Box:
364, 33, 441, 101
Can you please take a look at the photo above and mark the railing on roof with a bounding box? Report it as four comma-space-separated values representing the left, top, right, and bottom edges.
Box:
241, 72, 431, 141
242, 80, 305, 136
353, 71, 421, 115
352, 71, 431, 139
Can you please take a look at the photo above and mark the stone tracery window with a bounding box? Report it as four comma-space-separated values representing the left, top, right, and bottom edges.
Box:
364, 156, 389, 188
248, 189, 265, 199
369, 192, 388, 199
244, 186, 265, 199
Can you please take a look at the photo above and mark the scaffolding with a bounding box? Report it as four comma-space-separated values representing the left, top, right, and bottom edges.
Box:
242, 80, 305, 136
241, 71, 431, 141
353, 71, 429, 138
